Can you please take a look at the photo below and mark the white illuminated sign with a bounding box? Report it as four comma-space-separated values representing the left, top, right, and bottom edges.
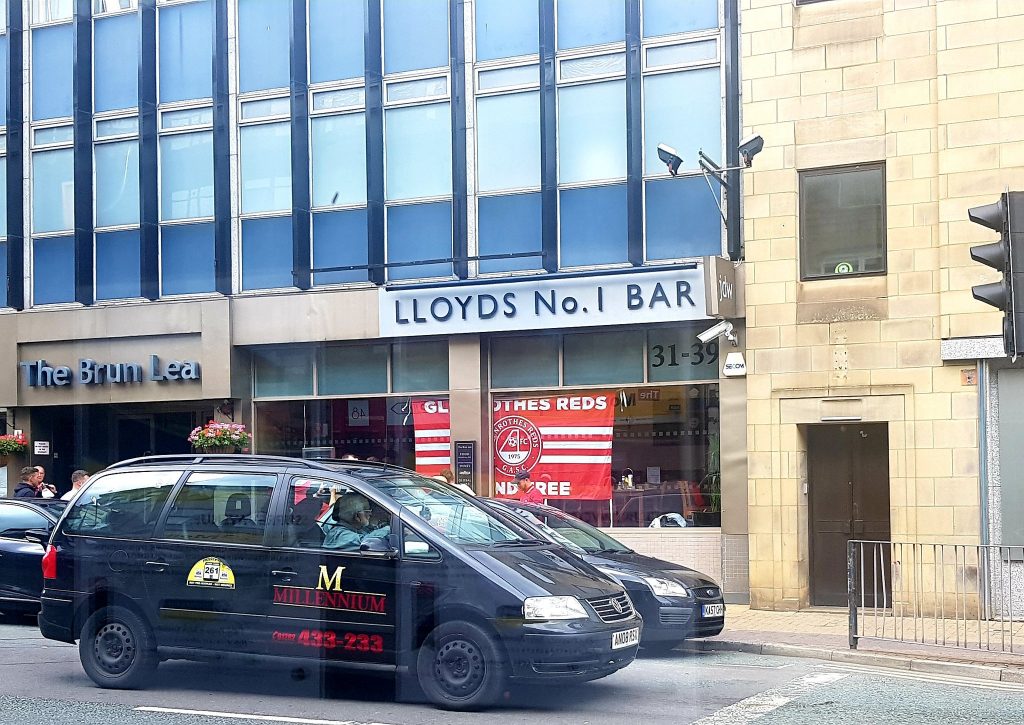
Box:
379, 267, 709, 337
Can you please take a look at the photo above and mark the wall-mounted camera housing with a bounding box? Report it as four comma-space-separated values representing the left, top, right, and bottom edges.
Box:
697, 320, 737, 346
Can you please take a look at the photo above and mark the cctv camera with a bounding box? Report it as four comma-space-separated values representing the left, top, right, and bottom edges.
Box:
697, 320, 736, 346
738, 134, 764, 167
657, 143, 683, 176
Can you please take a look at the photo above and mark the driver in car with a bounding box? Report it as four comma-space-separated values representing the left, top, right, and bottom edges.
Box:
322, 492, 390, 551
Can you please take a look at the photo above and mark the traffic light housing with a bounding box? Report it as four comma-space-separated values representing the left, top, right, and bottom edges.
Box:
970, 191, 1024, 358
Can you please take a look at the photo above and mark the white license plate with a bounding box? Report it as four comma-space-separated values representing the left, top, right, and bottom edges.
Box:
702, 603, 724, 618
611, 627, 640, 650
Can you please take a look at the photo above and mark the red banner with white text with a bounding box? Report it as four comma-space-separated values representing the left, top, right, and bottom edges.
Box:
411, 399, 451, 478
493, 392, 615, 501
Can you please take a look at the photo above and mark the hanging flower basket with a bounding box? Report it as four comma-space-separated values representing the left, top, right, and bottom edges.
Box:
0, 433, 28, 458
188, 422, 251, 453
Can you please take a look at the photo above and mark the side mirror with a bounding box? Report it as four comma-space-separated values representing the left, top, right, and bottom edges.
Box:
24, 528, 50, 546
359, 537, 398, 559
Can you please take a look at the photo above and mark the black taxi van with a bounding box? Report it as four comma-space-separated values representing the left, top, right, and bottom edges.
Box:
38, 455, 641, 710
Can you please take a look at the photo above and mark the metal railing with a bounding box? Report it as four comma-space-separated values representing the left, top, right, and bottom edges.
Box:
849, 540, 1024, 654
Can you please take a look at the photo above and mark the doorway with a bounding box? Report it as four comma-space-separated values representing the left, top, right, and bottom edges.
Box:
807, 423, 891, 606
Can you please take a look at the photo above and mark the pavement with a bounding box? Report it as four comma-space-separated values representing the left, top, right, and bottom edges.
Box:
690, 604, 1024, 685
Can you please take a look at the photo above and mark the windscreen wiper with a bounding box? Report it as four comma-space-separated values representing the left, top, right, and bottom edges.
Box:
489, 538, 548, 547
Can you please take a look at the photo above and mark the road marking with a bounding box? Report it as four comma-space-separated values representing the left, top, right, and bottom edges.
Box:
134, 707, 394, 725
689, 672, 848, 724
821, 662, 1024, 692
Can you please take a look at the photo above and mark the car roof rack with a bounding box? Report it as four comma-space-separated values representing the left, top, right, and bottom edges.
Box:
105, 454, 334, 471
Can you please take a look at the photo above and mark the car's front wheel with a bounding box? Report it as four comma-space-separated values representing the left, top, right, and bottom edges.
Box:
79, 605, 157, 689
416, 620, 507, 710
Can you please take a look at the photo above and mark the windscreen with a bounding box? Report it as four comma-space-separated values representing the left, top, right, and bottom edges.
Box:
514, 504, 631, 554
359, 473, 526, 546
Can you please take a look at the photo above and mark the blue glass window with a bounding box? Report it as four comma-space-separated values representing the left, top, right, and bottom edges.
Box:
160, 131, 214, 220
490, 336, 560, 388
32, 25, 74, 120
645, 177, 721, 260
159, 0, 213, 103
558, 81, 626, 183
242, 216, 293, 290
643, 67, 721, 174
238, 0, 291, 93
557, 0, 624, 50
33, 236, 75, 305
161, 222, 215, 295
240, 122, 291, 213
386, 201, 452, 280
476, 0, 538, 61
383, 0, 448, 74
32, 149, 74, 234
563, 331, 644, 385
254, 347, 314, 397
318, 344, 388, 395
0, 162, 6, 237
477, 92, 540, 192
392, 340, 449, 392
643, 0, 718, 38
385, 103, 451, 201
96, 229, 141, 300
311, 114, 366, 207
0, 241, 7, 307
312, 209, 369, 285
0, 35, 8, 124
310, 0, 364, 83
95, 141, 140, 227
478, 193, 542, 273
95, 13, 139, 112
559, 184, 627, 267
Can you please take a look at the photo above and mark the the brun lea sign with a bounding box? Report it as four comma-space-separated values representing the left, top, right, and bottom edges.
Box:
19, 355, 201, 388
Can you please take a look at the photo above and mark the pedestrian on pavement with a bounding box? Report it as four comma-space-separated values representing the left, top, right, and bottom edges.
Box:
12, 466, 43, 498
34, 465, 57, 498
516, 470, 544, 504
61, 469, 90, 501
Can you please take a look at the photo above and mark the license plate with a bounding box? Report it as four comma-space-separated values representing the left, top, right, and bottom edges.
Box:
702, 603, 724, 618
611, 627, 640, 650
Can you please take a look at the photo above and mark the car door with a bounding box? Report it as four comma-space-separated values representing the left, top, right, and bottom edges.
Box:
145, 470, 277, 653
262, 475, 399, 666
0, 502, 53, 603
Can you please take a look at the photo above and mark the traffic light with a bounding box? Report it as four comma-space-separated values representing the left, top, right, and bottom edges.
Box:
970, 191, 1024, 358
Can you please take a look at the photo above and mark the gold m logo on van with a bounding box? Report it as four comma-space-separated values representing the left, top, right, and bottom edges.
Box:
272, 566, 388, 615
317, 565, 346, 592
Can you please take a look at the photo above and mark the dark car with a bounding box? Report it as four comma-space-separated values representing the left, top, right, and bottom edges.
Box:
0, 499, 67, 613
484, 499, 725, 652
39, 455, 641, 710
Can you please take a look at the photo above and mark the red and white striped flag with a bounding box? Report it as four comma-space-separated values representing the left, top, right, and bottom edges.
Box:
412, 399, 451, 478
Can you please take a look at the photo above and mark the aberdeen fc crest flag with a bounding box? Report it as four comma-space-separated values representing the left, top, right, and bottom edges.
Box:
493, 392, 615, 500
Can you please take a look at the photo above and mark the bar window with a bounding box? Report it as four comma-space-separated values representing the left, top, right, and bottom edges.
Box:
799, 164, 886, 280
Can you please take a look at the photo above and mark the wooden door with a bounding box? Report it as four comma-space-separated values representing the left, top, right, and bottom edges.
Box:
808, 423, 890, 606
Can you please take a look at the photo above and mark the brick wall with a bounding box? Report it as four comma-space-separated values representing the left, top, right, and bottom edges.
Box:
602, 528, 724, 585
741, 0, 1023, 609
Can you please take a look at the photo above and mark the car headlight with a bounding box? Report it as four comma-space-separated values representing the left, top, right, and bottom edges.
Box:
523, 596, 589, 621
642, 577, 691, 598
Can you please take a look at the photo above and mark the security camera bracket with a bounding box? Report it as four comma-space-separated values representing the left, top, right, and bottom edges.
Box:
697, 151, 748, 225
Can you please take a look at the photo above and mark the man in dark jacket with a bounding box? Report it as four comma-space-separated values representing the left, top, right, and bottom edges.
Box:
12, 466, 42, 498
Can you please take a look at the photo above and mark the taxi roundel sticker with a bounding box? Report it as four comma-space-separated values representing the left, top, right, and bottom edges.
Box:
187, 557, 236, 589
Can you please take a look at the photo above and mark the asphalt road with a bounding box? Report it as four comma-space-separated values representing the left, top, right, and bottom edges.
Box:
0, 612, 1021, 725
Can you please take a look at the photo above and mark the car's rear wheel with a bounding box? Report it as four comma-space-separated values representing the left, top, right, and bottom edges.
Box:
79, 605, 157, 689
416, 621, 507, 710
